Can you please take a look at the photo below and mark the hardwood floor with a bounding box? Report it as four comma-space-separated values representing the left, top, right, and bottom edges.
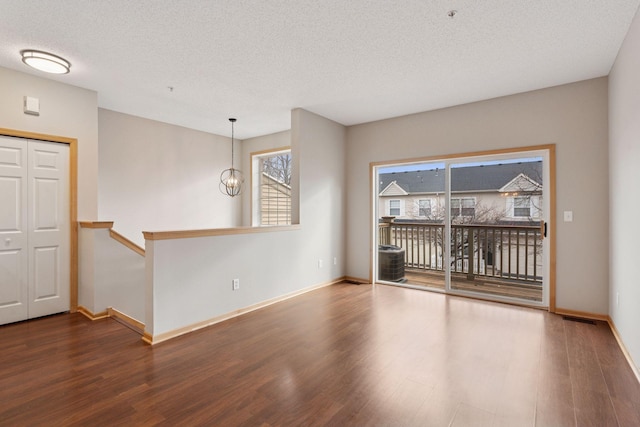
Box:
1, 283, 638, 426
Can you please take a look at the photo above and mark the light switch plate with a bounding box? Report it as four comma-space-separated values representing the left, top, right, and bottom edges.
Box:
563, 211, 573, 222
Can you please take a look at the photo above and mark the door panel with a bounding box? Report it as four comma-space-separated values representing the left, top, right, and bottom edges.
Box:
449, 158, 545, 304
33, 246, 59, 299
0, 137, 28, 324
0, 177, 22, 231
377, 162, 446, 290
28, 141, 69, 319
0, 145, 23, 166
34, 178, 59, 230
0, 250, 26, 316
33, 149, 59, 169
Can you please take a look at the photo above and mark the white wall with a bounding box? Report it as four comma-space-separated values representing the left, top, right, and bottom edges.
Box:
0, 66, 98, 219
609, 7, 640, 371
240, 130, 291, 226
147, 230, 301, 336
94, 231, 145, 323
0, 67, 99, 313
78, 226, 144, 320
346, 78, 610, 314
98, 109, 241, 247
78, 228, 96, 310
146, 109, 346, 338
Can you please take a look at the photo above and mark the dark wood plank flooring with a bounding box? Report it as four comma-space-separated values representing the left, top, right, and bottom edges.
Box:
1, 283, 639, 426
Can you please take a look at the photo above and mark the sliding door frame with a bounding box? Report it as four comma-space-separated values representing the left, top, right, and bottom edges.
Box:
370, 144, 556, 312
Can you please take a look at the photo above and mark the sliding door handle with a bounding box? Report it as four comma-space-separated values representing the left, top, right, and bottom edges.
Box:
540, 221, 547, 239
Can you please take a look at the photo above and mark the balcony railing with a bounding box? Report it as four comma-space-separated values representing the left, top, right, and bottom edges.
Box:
379, 221, 542, 283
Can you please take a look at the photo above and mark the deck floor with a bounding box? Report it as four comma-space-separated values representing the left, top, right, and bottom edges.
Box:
401, 268, 543, 301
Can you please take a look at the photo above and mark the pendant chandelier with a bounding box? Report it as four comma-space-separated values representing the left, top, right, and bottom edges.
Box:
219, 118, 244, 197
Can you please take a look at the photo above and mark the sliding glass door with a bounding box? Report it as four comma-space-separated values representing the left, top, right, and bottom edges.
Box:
377, 162, 446, 291
375, 149, 550, 307
448, 157, 546, 304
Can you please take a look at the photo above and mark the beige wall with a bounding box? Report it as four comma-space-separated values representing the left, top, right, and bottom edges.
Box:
240, 130, 291, 226
295, 108, 347, 270
98, 109, 241, 246
1, 63, 624, 356
0, 66, 99, 219
145, 109, 346, 337
346, 78, 609, 314
609, 7, 640, 371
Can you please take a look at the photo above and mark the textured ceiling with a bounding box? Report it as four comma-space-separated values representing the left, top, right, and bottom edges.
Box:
1, 1, 638, 139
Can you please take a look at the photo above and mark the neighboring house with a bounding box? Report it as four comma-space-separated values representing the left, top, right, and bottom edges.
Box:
379, 161, 543, 224
260, 172, 291, 225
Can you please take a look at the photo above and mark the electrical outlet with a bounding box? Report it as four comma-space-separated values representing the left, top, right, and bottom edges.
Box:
318, 259, 323, 269
333, 257, 337, 266
232, 278, 239, 290
617, 292, 620, 307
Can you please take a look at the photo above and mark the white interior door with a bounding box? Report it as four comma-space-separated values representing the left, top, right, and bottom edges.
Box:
27, 140, 70, 319
0, 137, 29, 324
0, 137, 69, 325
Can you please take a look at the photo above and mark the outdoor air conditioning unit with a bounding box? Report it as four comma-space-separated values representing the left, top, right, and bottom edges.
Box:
378, 245, 405, 282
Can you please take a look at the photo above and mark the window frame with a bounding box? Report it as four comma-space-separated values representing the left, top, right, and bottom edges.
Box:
451, 197, 476, 217
251, 147, 292, 226
418, 199, 431, 217
389, 199, 401, 216
513, 196, 531, 218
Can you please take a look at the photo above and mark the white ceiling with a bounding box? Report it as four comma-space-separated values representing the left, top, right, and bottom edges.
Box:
1, 1, 638, 139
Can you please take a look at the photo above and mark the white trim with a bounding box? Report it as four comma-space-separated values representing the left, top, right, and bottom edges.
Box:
388, 199, 403, 216
379, 181, 408, 196
499, 172, 542, 193
417, 198, 432, 217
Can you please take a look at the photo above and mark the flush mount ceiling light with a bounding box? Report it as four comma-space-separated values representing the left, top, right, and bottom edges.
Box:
21, 50, 70, 74
220, 118, 244, 197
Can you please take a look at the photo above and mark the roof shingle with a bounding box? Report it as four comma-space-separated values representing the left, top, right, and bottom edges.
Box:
379, 161, 542, 194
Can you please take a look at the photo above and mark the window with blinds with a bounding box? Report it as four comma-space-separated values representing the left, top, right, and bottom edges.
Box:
451, 197, 476, 217
513, 196, 531, 217
254, 149, 292, 226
